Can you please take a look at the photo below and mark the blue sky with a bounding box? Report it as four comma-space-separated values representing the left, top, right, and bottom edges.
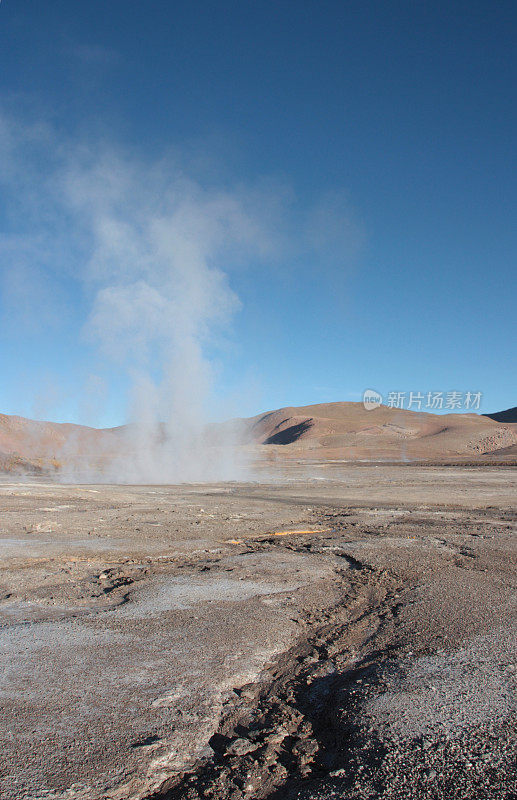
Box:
0, 0, 516, 426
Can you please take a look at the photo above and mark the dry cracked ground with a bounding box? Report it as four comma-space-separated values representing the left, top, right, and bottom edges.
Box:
0, 466, 515, 800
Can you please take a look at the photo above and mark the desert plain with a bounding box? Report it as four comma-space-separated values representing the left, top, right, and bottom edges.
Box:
0, 463, 515, 800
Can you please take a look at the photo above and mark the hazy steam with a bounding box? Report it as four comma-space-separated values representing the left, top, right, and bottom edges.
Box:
60, 154, 277, 482
0, 112, 362, 483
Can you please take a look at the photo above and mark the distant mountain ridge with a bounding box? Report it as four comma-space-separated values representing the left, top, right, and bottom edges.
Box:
484, 407, 517, 423
246, 402, 517, 462
1, 402, 516, 474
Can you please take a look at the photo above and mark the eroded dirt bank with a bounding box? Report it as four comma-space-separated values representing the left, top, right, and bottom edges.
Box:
0, 467, 515, 799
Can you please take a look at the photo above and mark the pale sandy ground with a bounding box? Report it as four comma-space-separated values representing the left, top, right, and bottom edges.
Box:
0, 466, 515, 800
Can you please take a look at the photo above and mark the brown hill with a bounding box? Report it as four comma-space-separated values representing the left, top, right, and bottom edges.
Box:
246, 402, 517, 463
1, 402, 516, 475
0, 414, 121, 474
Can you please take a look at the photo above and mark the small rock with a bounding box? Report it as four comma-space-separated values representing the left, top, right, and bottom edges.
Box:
226, 738, 257, 756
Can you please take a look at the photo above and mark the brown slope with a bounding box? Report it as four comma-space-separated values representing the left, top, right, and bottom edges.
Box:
247, 402, 517, 462
1, 402, 517, 473
0, 414, 121, 472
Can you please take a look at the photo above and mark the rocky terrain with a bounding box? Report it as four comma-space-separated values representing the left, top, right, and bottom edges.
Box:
0, 466, 515, 799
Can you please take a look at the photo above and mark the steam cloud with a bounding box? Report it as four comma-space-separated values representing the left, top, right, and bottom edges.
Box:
0, 112, 362, 483
63, 153, 278, 482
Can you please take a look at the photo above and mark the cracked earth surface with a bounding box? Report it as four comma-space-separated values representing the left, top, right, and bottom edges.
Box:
0, 466, 515, 799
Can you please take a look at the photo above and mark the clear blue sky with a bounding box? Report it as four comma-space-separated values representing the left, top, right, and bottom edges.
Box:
0, 0, 516, 426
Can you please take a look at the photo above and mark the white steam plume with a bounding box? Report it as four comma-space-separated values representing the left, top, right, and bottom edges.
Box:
0, 112, 362, 483
60, 153, 278, 482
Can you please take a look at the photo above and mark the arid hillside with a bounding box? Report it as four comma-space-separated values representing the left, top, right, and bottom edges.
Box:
0, 414, 122, 474
484, 406, 517, 423
247, 402, 517, 463
1, 402, 517, 474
